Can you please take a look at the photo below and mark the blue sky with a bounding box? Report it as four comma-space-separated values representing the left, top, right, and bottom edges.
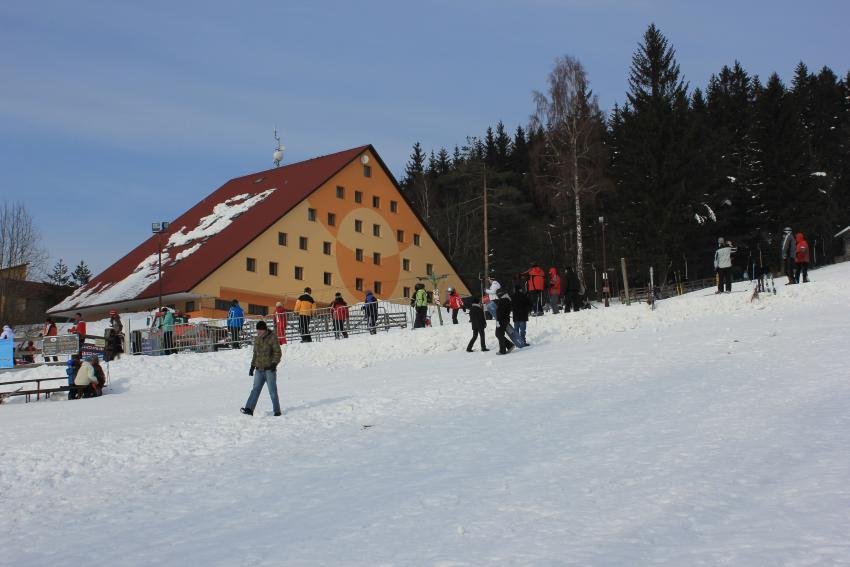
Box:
2, 0, 847, 275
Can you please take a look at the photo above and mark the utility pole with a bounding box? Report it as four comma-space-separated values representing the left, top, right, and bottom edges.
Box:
151, 221, 170, 309
599, 216, 609, 307
418, 273, 448, 326
483, 164, 489, 288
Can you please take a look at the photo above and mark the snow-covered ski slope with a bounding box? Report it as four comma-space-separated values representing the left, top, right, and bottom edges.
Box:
2, 264, 849, 565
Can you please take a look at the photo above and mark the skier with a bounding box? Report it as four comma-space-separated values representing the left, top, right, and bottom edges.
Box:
412, 283, 428, 328
780, 227, 796, 284
465, 296, 488, 352
563, 267, 582, 312
273, 302, 287, 345
331, 292, 350, 338
227, 300, 244, 348
794, 232, 810, 283
547, 267, 561, 314
494, 289, 515, 355
511, 285, 531, 347
240, 320, 283, 416
445, 287, 465, 324
714, 237, 734, 294
363, 290, 378, 334
294, 287, 315, 342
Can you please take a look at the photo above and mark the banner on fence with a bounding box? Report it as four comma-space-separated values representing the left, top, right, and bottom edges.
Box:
43, 335, 80, 357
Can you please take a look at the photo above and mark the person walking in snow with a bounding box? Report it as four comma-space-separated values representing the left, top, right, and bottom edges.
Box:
494, 289, 515, 355
511, 285, 531, 346
780, 227, 796, 284
363, 290, 378, 334
241, 320, 283, 416
331, 292, 350, 339
794, 232, 810, 284
714, 237, 734, 294
445, 287, 465, 325
412, 283, 428, 328
547, 267, 561, 314
227, 299, 244, 348
294, 287, 316, 342
464, 296, 488, 352
273, 302, 287, 345
563, 267, 582, 312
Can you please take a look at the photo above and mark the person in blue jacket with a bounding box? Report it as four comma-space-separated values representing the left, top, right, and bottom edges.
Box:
227, 299, 245, 349
363, 290, 379, 334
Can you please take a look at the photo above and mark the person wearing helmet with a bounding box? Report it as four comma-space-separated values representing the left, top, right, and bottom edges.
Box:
445, 286, 465, 324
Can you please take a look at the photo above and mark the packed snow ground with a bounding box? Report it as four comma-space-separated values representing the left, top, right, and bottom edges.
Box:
2, 266, 850, 565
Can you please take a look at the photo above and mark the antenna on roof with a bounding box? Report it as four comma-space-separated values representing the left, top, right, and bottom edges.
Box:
273, 128, 285, 167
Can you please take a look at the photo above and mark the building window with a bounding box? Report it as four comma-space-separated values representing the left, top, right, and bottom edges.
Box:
323, 241, 332, 255
355, 248, 364, 262
426, 263, 433, 275
323, 272, 332, 286
294, 266, 303, 280
374, 281, 382, 295
373, 252, 381, 266
327, 212, 336, 226
372, 224, 381, 237
185, 301, 196, 312
278, 232, 287, 246
246, 257, 256, 272
308, 208, 317, 222
269, 261, 278, 276
336, 185, 345, 199
355, 219, 363, 233
355, 277, 363, 291
390, 200, 398, 213
363, 164, 372, 177
396, 229, 404, 242
403, 287, 410, 298
372, 195, 380, 208
299, 236, 308, 250
354, 190, 363, 204
414, 233, 421, 246
215, 299, 230, 311
402, 258, 410, 271
248, 304, 268, 316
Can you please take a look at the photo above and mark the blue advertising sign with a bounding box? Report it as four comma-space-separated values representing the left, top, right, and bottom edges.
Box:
0, 339, 14, 368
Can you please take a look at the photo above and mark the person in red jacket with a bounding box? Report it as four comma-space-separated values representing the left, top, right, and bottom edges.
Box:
69, 312, 86, 354
42, 317, 58, 362
273, 302, 287, 345
523, 263, 546, 316
547, 267, 561, 314
445, 287, 465, 324
331, 293, 349, 339
794, 232, 810, 283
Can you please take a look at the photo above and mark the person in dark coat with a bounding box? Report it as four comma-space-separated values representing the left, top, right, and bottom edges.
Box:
780, 227, 796, 284
465, 297, 488, 352
511, 286, 531, 346
494, 289, 515, 355
294, 287, 316, 342
241, 320, 283, 416
563, 267, 582, 313
227, 300, 245, 348
362, 290, 379, 334
331, 293, 350, 339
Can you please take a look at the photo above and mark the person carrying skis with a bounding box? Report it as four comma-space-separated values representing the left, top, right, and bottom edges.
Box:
780, 227, 796, 284
412, 283, 428, 328
363, 290, 378, 334
273, 301, 287, 345
294, 287, 315, 342
465, 296, 488, 352
547, 267, 561, 314
240, 320, 283, 416
227, 300, 244, 348
331, 292, 350, 339
445, 287, 465, 324
794, 232, 810, 283
714, 237, 734, 294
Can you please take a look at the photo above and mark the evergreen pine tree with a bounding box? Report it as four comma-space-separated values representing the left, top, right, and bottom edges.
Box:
484, 127, 497, 166
45, 258, 72, 287
72, 260, 92, 287
494, 122, 511, 168
402, 142, 426, 191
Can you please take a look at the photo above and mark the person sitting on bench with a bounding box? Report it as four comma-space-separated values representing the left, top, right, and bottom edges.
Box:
73, 355, 100, 399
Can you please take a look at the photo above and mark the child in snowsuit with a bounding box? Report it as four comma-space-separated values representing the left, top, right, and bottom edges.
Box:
465, 297, 488, 352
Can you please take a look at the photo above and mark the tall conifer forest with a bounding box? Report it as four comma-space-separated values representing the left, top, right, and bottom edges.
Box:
400, 25, 850, 294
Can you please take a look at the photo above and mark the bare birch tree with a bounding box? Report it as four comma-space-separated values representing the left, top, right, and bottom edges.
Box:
530, 56, 609, 285
0, 201, 47, 323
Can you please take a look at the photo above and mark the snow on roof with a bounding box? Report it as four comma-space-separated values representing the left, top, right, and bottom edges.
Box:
167, 189, 276, 249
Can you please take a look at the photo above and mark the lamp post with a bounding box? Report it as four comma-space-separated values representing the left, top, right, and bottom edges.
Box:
151, 221, 170, 309
599, 216, 609, 307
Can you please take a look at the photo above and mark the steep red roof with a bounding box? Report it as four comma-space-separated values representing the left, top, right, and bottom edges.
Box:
50, 145, 370, 312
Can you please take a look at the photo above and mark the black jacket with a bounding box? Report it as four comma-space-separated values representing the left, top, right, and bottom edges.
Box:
511, 292, 531, 322
495, 296, 512, 326
467, 302, 486, 331
564, 271, 581, 292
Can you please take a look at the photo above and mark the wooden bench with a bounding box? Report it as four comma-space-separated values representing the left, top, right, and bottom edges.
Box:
0, 376, 71, 402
